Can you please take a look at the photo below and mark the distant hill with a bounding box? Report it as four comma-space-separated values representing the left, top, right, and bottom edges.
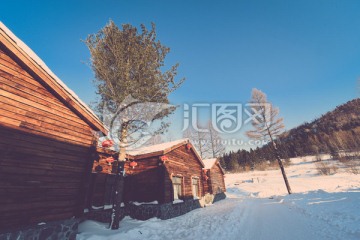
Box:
280, 98, 360, 155
221, 98, 360, 171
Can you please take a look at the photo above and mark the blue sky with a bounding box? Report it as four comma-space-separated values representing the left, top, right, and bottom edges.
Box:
2, 1, 360, 149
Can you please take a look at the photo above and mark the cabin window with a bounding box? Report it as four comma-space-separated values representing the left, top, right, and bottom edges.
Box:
172, 176, 183, 200
192, 177, 199, 198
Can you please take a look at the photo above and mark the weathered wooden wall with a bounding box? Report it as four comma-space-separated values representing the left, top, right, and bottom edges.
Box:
88, 144, 206, 206
164, 145, 204, 202
124, 157, 164, 203
0, 44, 95, 230
0, 47, 94, 146
85, 173, 116, 209
209, 163, 226, 194
202, 170, 212, 194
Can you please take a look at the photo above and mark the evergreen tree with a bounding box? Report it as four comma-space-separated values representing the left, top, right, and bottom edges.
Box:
85, 21, 184, 229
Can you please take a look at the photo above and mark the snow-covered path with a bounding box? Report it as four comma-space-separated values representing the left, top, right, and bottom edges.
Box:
229, 197, 355, 240
78, 192, 360, 240
78, 157, 360, 240
169, 197, 328, 240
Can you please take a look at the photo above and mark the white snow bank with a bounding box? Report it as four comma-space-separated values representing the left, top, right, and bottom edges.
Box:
131, 201, 158, 206
226, 156, 360, 198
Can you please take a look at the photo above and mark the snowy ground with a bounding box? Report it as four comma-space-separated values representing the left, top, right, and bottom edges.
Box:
77, 156, 360, 240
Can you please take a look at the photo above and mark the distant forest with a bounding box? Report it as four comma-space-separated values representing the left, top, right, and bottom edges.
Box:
220, 98, 360, 171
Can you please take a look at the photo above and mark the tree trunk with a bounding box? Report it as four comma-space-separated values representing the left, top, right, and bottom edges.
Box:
209, 127, 215, 158
273, 143, 292, 194
109, 122, 128, 229
197, 131, 204, 159
109, 162, 125, 229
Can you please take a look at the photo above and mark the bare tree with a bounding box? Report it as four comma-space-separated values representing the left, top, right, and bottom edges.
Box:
246, 88, 292, 194
207, 120, 225, 158
85, 21, 184, 229
183, 122, 225, 159
183, 127, 211, 159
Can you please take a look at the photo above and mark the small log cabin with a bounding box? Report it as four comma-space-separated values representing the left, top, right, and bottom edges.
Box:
202, 158, 226, 196
89, 139, 226, 220
125, 138, 205, 204
0, 22, 107, 236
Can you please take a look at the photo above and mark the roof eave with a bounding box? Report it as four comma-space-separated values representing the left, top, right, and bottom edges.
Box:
126, 140, 205, 168
0, 23, 108, 135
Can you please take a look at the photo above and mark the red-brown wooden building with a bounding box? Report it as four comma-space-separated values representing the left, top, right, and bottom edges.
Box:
125, 138, 206, 204
90, 139, 206, 202
88, 139, 227, 220
0, 22, 107, 238
202, 158, 226, 195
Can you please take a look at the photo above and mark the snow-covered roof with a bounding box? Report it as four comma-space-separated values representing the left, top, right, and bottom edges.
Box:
202, 158, 218, 169
202, 158, 225, 174
127, 138, 190, 157
0, 22, 107, 134
127, 138, 205, 167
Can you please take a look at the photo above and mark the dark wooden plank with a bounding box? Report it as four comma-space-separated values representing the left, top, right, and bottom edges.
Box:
0, 96, 92, 132
0, 77, 77, 114
0, 49, 34, 78
0, 88, 91, 125
0, 138, 89, 168
0, 39, 107, 133
0, 116, 93, 146
0, 125, 90, 154
0, 68, 72, 107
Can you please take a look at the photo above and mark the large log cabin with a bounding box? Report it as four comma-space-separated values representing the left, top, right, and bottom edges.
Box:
0, 22, 107, 238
